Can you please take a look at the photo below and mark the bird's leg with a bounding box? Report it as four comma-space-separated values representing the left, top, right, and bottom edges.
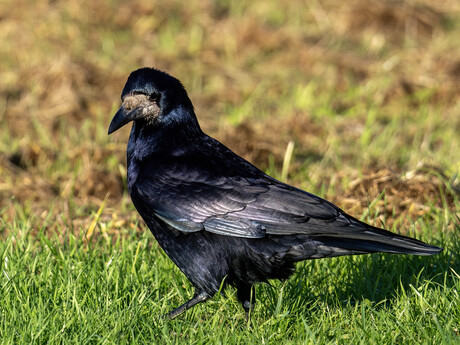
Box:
166, 290, 209, 319
236, 283, 256, 320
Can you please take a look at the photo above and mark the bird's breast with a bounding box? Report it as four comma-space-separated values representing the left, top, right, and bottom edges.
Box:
127, 158, 141, 194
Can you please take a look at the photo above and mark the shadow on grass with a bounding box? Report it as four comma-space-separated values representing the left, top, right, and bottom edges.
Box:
258, 234, 459, 317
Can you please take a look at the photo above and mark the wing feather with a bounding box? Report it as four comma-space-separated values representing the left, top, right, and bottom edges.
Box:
131, 139, 359, 238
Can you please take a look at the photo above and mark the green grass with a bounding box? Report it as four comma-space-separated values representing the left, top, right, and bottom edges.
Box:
1, 208, 458, 344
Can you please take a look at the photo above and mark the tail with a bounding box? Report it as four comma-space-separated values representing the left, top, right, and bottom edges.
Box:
304, 222, 443, 259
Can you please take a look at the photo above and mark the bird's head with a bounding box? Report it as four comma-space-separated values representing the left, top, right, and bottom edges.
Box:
108, 68, 197, 135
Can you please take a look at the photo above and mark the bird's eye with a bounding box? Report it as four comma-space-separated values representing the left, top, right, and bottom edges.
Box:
149, 93, 160, 102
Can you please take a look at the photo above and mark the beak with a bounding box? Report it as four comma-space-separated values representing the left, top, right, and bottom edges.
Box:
108, 105, 143, 135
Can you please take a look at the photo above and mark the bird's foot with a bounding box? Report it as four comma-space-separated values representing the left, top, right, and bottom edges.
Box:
165, 291, 209, 319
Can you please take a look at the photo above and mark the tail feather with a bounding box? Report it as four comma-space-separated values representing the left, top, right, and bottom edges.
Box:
296, 225, 443, 260
316, 234, 442, 256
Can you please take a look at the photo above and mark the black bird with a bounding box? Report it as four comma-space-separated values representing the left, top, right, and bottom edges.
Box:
108, 67, 443, 319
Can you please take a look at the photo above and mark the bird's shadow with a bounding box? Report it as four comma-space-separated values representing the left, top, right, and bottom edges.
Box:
258, 240, 458, 317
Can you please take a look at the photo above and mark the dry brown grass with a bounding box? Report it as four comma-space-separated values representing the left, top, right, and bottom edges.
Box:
0, 0, 458, 236
330, 167, 458, 230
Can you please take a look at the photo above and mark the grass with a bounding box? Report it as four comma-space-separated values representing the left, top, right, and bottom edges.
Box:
0, 210, 458, 344
1, 0, 459, 343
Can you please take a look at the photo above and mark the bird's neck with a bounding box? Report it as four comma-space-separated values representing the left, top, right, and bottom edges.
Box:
128, 106, 203, 161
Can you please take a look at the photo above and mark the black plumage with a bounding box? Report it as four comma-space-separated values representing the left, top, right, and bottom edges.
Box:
108, 67, 443, 318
